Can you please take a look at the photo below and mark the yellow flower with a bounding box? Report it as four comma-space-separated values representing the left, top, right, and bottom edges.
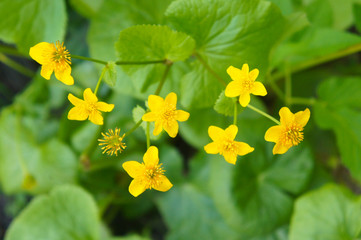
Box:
142, 92, 190, 138
122, 146, 173, 197
29, 41, 74, 85
204, 125, 254, 164
225, 64, 267, 107
265, 107, 310, 155
67, 88, 114, 125
98, 128, 126, 156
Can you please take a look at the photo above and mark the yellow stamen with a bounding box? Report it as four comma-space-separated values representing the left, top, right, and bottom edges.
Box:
144, 163, 165, 189
161, 103, 176, 121
52, 41, 71, 71
98, 128, 126, 156
281, 125, 304, 146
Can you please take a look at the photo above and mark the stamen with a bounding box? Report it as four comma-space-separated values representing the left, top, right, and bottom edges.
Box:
98, 128, 126, 156
144, 163, 165, 189
281, 124, 304, 146
52, 41, 71, 71
161, 103, 176, 121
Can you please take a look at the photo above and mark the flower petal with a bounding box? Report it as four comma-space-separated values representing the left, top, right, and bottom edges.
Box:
264, 125, 283, 142
249, 68, 259, 81
165, 92, 177, 106
96, 102, 114, 112
241, 63, 249, 73
176, 110, 189, 122
83, 88, 98, 103
238, 93, 251, 107
224, 125, 238, 140
54, 65, 74, 85
164, 120, 179, 138
129, 178, 147, 197
226, 65, 243, 81
68, 93, 83, 106
89, 111, 103, 125
142, 112, 158, 122
279, 107, 294, 126
153, 175, 173, 192
223, 151, 238, 165
40, 64, 54, 80
208, 125, 225, 142
143, 146, 159, 166
153, 121, 163, 136
273, 142, 290, 155
225, 81, 242, 97
123, 161, 144, 178
67, 107, 88, 121
29, 42, 54, 65
251, 82, 267, 96
204, 142, 221, 154
235, 142, 254, 156
295, 108, 310, 128
148, 95, 164, 112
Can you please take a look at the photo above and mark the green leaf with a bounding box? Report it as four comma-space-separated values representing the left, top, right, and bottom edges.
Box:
103, 61, 117, 87
156, 184, 239, 240
5, 185, 100, 240
314, 77, 361, 183
166, 0, 286, 108
289, 184, 361, 240
354, 3, 361, 33
209, 144, 313, 238
69, 0, 104, 18
214, 91, 244, 116
0, 0, 66, 54
115, 25, 195, 92
132, 105, 159, 140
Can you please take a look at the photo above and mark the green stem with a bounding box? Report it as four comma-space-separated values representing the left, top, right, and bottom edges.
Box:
272, 42, 361, 82
70, 54, 108, 65
115, 59, 166, 65
285, 64, 292, 106
154, 62, 172, 95
233, 99, 238, 125
289, 97, 316, 106
0, 53, 34, 77
247, 104, 280, 125
94, 67, 107, 95
146, 122, 150, 149
195, 52, 227, 87
123, 119, 143, 138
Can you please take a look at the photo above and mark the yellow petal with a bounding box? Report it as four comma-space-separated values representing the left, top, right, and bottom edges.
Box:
241, 63, 249, 74
273, 142, 290, 155
165, 92, 177, 106
89, 111, 103, 125
224, 125, 238, 140
251, 82, 267, 96
176, 110, 189, 122
238, 93, 251, 107
83, 88, 98, 104
40, 64, 54, 80
29, 42, 54, 64
143, 146, 159, 166
279, 107, 294, 126
129, 178, 147, 197
153, 175, 173, 192
264, 125, 283, 142
54, 65, 74, 85
235, 142, 254, 156
123, 161, 144, 178
208, 125, 225, 142
223, 151, 237, 165
164, 120, 179, 138
225, 81, 242, 97
68, 93, 83, 106
96, 102, 114, 112
148, 95, 164, 112
249, 68, 259, 81
153, 121, 163, 136
204, 142, 221, 154
226, 65, 243, 81
142, 112, 158, 122
295, 108, 310, 127
67, 107, 88, 121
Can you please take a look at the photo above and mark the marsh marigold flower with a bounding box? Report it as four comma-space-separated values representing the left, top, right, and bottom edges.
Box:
265, 107, 310, 155
204, 125, 254, 164
29, 41, 74, 85
142, 92, 189, 138
67, 88, 114, 125
225, 64, 267, 107
98, 128, 126, 156
122, 146, 173, 197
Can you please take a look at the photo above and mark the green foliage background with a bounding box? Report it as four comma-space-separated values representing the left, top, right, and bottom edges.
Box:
1, 0, 361, 239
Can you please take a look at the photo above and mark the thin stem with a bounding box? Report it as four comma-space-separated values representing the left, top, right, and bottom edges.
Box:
233, 99, 238, 125
272, 42, 361, 82
123, 119, 143, 138
289, 97, 316, 106
247, 104, 280, 125
115, 59, 166, 65
146, 122, 150, 149
154, 63, 172, 95
70, 54, 108, 65
0, 53, 34, 77
195, 52, 227, 87
285, 63, 292, 106
94, 67, 107, 95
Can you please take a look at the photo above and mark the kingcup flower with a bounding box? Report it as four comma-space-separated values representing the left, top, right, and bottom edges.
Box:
29, 41, 74, 85
204, 125, 254, 164
122, 146, 173, 197
265, 107, 310, 154
67, 88, 114, 125
142, 92, 190, 138
98, 128, 126, 156
225, 64, 267, 107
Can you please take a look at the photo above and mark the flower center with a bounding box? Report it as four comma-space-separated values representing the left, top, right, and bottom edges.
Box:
281, 125, 304, 146
161, 103, 176, 122
242, 79, 254, 91
98, 128, 126, 156
222, 139, 237, 154
144, 164, 165, 189
52, 41, 71, 70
